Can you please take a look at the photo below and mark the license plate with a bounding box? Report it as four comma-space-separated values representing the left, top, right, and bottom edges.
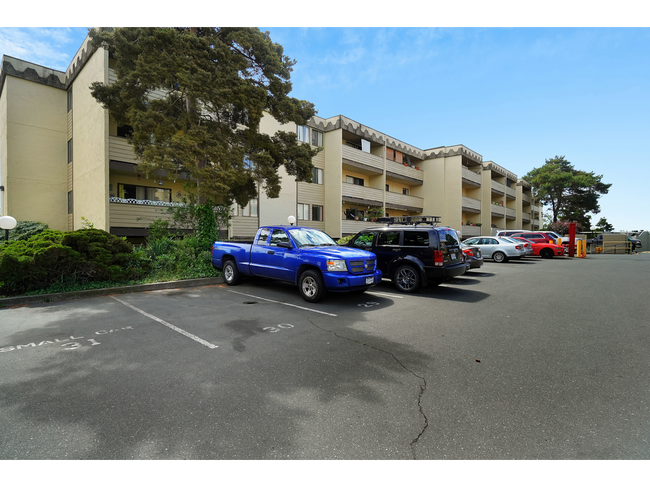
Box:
365, 276, 374, 285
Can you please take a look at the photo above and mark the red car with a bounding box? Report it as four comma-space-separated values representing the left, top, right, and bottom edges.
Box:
511, 237, 565, 258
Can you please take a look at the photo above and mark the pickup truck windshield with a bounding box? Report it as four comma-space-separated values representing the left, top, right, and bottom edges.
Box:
288, 228, 337, 248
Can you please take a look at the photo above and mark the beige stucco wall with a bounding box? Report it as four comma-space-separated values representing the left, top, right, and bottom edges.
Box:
1, 76, 67, 228
323, 128, 342, 238
0, 79, 7, 216
258, 113, 298, 226
71, 47, 109, 230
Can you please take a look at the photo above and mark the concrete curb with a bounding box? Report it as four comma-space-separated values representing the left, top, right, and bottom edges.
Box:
0, 277, 225, 307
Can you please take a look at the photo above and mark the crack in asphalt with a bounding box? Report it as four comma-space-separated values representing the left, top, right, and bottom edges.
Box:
307, 319, 428, 459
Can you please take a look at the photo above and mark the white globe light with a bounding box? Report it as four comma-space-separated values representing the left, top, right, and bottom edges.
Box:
0, 215, 17, 230
287, 215, 296, 225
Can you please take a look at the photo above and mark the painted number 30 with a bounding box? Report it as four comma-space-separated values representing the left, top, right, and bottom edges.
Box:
263, 324, 294, 333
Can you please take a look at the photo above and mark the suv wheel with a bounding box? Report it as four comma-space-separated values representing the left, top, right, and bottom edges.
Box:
393, 264, 420, 293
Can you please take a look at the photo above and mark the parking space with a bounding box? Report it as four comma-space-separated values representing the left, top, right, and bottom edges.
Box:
2, 254, 650, 460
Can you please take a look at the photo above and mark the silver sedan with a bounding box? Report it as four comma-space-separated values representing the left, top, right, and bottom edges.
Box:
461, 236, 527, 263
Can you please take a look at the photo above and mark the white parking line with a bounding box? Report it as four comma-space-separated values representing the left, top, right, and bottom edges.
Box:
111, 296, 219, 349
227, 290, 338, 316
367, 291, 405, 299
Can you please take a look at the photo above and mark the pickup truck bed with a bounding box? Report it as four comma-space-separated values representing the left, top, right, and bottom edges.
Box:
212, 225, 382, 302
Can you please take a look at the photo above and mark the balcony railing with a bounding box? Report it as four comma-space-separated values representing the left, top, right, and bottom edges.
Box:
505, 186, 516, 199
462, 166, 481, 186
461, 225, 483, 238
109, 136, 138, 164
491, 181, 505, 195
385, 159, 424, 182
505, 207, 516, 219
341, 145, 383, 172
341, 219, 376, 235
462, 196, 481, 212
341, 182, 384, 205
385, 191, 423, 211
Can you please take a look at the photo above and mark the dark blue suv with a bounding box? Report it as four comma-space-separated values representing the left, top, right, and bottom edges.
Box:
346, 216, 466, 293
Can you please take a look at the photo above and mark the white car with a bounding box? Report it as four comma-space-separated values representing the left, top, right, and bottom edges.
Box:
500, 236, 533, 256
461, 236, 526, 263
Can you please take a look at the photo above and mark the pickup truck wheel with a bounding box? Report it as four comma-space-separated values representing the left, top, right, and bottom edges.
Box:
492, 251, 507, 263
299, 270, 327, 303
222, 259, 241, 285
393, 264, 420, 293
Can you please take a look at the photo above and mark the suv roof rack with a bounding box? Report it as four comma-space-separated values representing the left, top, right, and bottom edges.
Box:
375, 216, 442, 226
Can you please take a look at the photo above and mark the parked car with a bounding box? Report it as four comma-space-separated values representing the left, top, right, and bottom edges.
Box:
345, 216, 466, 293
460, 243, 484, 270
511, 237, 565, 258
510, 232, 561, 245
461, 236, 526, 263
500, 236, 533, 256
212, 225, 382, 302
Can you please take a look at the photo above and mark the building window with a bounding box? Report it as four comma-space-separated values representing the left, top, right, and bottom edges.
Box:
312, 205, 324, 222
67, 138, 73, 163
241, 198, 258, 217
346, 176, 364, 186
67, 191, 73, 214
118, 184, 172, 202
297, 125, 310, 143
311, 130, 323, 147
117, 125, 134, 138
67, 88, 73, 112
312, 167, 323, 184
297, 203, 310, 220
402, 188, 410, 195
386, 184, 390, 191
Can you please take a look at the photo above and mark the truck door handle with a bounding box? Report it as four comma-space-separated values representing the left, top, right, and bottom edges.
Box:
268, 250, 275, 254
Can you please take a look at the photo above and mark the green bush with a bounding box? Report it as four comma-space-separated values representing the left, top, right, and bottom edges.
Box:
0, 228, 148, 296
0, 220, 49, 242
337, 235, 353, 245
146, 235, 219, 281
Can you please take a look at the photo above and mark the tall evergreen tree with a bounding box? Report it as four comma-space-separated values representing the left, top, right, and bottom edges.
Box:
89, 27, 320, 206
524, 156, 611, 229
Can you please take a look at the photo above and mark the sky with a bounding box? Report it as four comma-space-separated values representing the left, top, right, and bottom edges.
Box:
1, 2, 649, 233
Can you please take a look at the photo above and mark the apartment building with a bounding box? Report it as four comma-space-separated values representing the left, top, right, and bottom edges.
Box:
0, 33, 541, 241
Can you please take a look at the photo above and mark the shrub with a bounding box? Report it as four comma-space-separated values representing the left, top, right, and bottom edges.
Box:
337, 235, 353, 245
0, 221, 49, 242
0, 228, 148, 296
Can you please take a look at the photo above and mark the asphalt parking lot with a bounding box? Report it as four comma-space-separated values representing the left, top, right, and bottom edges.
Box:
1, 253, 649, 460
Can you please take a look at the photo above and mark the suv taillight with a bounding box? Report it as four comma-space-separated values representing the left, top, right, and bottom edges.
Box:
434, 249, 443, 266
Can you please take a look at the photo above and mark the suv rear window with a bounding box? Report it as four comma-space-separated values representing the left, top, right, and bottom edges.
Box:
437, 229, 460, 247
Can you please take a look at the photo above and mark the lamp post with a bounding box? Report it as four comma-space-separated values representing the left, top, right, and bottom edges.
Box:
0, 215, 17, 243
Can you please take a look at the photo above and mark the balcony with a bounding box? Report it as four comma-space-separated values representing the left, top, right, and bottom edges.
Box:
491, 204, 505, 217
521, 193, 531, 204
462, 196, 481, 212
385, 159, 424, 183
385, 191, 423, 211
461, 225, 483, 238
505, 207, 516, 219
341, 144, 383, 173
522, 211, 531, 222
505, 186, 516, 199
341, 182, 384, 206
109, 136, 138, 164
462, 166, 481, 186
109, 197, 185, 229
491, 181, 505, 195
341, 219, 376, 235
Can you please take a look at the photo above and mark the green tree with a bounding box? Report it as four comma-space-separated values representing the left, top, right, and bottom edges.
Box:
524, 156, 611, 229
89, 27, 320, 207
595, 217, 614, 232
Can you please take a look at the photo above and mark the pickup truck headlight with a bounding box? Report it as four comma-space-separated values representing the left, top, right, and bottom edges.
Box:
326, 260, 347, 272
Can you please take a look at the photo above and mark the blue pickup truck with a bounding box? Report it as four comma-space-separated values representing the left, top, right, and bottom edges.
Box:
212, 225, 382, 302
